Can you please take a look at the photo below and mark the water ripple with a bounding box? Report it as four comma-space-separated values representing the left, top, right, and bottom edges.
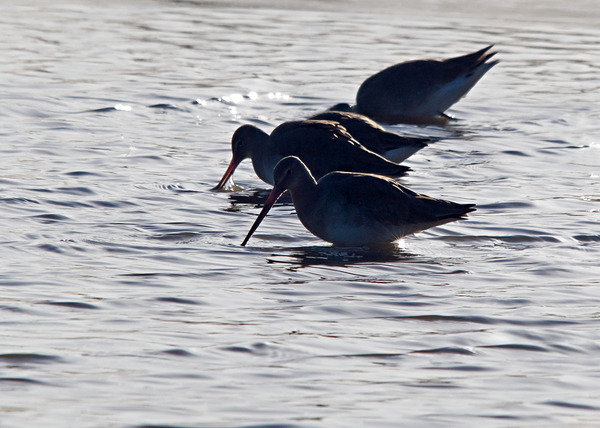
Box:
31, 213, 70, 223
156, 349, 195, 357
55, 186, 95, 196
64, 170, 103, 177
542, 400, 600, 411
0, 353, 62, 365
155, 297, 202, 305
0, 377, 49, 385
412, 347, 476, 355
427, 365, 493, 372
133, 424, 300, 428
478, 343, 549, 352
0, 197, 40, 205
40, 301, 100, 310
2, 2, 599, 427
384, 315, 577, 327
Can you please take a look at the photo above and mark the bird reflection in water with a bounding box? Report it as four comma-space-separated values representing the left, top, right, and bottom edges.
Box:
268, 243, 418, 268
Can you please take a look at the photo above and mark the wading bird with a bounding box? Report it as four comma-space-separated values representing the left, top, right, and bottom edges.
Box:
242, 156, 475, 247
215, 120, 409, 190
329, 45, 498, 125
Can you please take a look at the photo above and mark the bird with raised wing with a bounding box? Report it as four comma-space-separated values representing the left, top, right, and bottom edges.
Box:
241, 156, 475, 247
330, 45, 498, 125
215, 120, 410, 190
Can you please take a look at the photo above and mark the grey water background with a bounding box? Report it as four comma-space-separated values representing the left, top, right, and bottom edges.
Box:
1, 0, 599, 426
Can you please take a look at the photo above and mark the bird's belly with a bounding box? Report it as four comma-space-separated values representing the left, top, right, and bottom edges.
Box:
306, 211, 402, 246
382, 146, 419, 163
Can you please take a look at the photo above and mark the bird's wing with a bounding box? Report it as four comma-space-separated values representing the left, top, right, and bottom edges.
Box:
271, 120, 409, 178
321, 172, 474, 230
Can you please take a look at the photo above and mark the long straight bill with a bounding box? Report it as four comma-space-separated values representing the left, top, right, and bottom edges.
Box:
241, 186, 286, 246
214, 157, 241, 190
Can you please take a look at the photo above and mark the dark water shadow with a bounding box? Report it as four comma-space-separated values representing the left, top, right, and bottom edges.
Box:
266, 243, 419, 268
0, 353, 63, 366
541, 400, 600, 411
132, 424, 300, 428
39, 300, 100, 310
0, 377, 50, 385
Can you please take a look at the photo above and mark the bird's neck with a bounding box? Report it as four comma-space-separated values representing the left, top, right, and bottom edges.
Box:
248, 131, 275, 185
288, 173, 319, 213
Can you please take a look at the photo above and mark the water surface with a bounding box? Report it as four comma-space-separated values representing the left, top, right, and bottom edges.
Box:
1, 1, 599, 427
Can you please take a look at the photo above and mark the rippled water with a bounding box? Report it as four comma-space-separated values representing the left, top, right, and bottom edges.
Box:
1, 1, 599, 426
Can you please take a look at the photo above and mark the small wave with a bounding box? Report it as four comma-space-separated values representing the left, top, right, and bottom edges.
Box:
40, 301, 100, 310
149, 231, 201, 241
573, 234, 600, 242
64, 171, 103, 177
25, 187, 53, 194
0, 197, 39, 205
80, 104, 132, 113
0, 353, 62, 364
391, 314, 497, 324
31, 213, 70, 223
155, 297, 201, 305
91, 200, 136, 208
82, 106, 122, 113
0, 377, 48, 385
222, 345, 256, 355
45, 199, 94, 208
56, 186, 95, 196
501, 150, 531, 157
542, 400, 600, 411
0, 305, 29, 313
385, 314, 576, 327
156, 348, 195, 357
147, 103, 189, 112
438, 234, 561, 243
37, 244, 64, 254
426, 365, 492, 372
478, 344, 548, 352
412, 346, 476, 355
406, 381, 459, 389
133, 424, 300, 428
478, 414, 522, 421
490, 235, 561, 243
334, 352, 404, 359
123, 155, 169, 163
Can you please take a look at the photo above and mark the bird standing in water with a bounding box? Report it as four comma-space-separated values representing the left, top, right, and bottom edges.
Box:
330, 45, 498, 125
215, 120, 409, 190
242, 156, 475, 247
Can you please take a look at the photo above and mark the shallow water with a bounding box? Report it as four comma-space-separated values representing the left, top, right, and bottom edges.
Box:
1, 1, 599, 426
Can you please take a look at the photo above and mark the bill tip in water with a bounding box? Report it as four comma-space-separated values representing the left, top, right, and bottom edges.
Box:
241, 232, 252, 246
